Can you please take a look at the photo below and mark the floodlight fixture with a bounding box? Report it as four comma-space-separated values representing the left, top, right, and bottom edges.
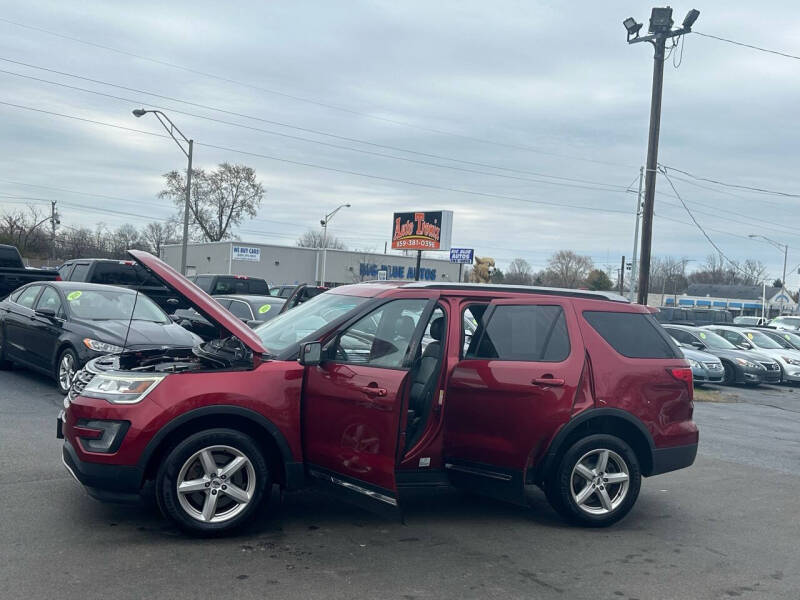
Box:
623, 17, 643, 39
132, 108, 147, 117
648, 7, 674, 33
682, 9, 700, 30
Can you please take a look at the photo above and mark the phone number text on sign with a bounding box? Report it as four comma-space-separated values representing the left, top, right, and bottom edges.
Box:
394, 239, 440, 249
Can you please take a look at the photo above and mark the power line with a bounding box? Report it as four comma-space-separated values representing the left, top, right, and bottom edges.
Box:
0, 56, 633, 190
0, 98, 637, 217
694, 31, 800, 62
0, 66, 633, 194
0, 17, 636, 168
661, 164, 800, 198
658, 167, 761, 276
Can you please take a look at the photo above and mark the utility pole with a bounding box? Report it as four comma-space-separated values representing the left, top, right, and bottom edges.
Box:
629, 166, 644, 301
619, 256, 626, 295
50, 201, 58, 262
414, 251, 422, 281
624, 7, 699, 305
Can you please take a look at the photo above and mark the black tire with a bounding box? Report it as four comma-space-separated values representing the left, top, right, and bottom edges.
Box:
546, 434, 641, 527
156, 428, 270, 536
721, 361, 736, 386
55, 347, 79, 394
0, 334, 12, 370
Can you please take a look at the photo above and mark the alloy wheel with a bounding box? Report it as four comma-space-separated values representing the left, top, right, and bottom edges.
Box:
176, 445, 256, 523
570, 448, 630, 516
58, 352, 75, 392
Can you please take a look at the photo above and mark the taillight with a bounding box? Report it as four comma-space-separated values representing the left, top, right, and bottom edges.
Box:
668, 367, 694, 402
55, 274, 62, 281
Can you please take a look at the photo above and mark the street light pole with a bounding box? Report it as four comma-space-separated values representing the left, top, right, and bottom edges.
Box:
749, 234, 789, 313
629, 166, 644, 301
319, 203, 351, 286
132, 108, 193, 274
624, 7, 699, 305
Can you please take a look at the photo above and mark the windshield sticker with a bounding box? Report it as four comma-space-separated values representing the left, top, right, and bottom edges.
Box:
785, 334, 792, 341
746, 332, 754, 339
258, 304, 271, 314
699, 332, 707, 339
66, 291, 82, 301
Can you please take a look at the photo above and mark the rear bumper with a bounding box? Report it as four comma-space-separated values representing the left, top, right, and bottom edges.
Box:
62, 439, 142, 504
650, 443, 698, 476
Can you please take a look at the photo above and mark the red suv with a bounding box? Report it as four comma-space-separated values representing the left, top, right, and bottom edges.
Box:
58, 251, 698, 535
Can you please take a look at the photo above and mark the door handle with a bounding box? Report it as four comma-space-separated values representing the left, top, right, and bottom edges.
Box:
359, 384, 387, 397
532, 377, 565, 387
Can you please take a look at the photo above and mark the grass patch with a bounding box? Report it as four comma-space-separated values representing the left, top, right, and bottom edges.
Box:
693, 386, 736, 403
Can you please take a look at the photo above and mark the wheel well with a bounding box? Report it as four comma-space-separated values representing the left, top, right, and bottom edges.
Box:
141, 414, 287, 488
543, 416, 654, 480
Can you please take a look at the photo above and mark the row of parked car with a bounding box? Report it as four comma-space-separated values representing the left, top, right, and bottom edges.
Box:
0, 249, 327, 393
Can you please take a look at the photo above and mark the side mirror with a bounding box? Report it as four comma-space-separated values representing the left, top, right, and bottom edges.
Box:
690, 341, 705, 350
738, 342, 752, 350
179, 319, 192, 329
35, 307, 57, 319
169, 314, 181, 322
245, 319, 261, 329
299, 341, 322, 366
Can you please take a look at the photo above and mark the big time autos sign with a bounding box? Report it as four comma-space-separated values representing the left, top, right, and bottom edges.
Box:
391, 211, 453, 251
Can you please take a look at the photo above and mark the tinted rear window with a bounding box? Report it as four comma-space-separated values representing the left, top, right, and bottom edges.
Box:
211, 277, 268, 295
70, 264, 91, 281
91, 262, 139, 285
470, 304, 570, 362
584, 311, 679, 359
0, 246, 22, 268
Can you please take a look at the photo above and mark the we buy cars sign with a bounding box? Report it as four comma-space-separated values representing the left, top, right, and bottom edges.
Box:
391, 211, 453, 251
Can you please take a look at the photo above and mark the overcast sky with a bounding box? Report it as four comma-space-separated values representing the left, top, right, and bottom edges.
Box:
1, 1, 799, 283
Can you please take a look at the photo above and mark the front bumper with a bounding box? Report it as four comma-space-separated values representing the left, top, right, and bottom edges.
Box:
61, 438, 143, 504
650, 443, 698, 476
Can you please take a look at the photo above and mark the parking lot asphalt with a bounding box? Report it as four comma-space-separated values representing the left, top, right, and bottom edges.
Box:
2, 367, 799, 600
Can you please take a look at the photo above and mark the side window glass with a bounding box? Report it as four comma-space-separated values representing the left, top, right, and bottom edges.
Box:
35, 287, 63, 316
335, 299, 428, 368
58, 263, 75, 280
70, 264, 90, 281
228, 301, 252, 320
193, 276, 212, 292
473, 304, 570, 362
16, 285, 42, 308
462, 304, 488, 357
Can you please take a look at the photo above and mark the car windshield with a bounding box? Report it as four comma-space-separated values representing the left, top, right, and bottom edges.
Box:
774, 317, 800, 327
744, 330, 782, 349
777, 330, 800, 347
66, 289, 169, 323
255, 292, 368, 353
763, 332, 794, 349
694, 329, 735, 349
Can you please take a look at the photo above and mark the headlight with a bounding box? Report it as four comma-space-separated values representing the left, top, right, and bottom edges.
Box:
734, 357, 759, 368
781, 356, 800, 366
81, 374, 164, 404
83, 338, 123, 353
688, 359, 702, 369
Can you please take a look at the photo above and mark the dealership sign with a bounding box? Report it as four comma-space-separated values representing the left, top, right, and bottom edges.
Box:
231, 245, 261, 262
360, 262, 437, 281
449, 248, 474, 264
391, 211, 453, 251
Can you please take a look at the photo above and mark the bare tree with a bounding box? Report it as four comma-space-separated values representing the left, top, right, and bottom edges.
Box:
651, 256, 690, 293
296, 230, 347, 249
141, 221, 179, 256
505, 258, 533, 285
0, 207, 52, 255
159, 163, 265, 242
541, 250, 593, 288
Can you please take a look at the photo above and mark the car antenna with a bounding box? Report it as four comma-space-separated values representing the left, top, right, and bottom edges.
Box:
121, 290, 140, 358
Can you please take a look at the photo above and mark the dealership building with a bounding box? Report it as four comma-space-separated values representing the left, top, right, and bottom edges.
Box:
161, 241, 464, 287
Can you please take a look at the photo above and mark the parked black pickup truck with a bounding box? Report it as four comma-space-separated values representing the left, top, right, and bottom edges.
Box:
0, 244, 59, 299
58, 258, 189, 313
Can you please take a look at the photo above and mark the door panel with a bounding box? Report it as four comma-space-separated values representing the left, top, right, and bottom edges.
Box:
304, 363, 409, 493
302, 297, 432, 509
4, 285, 43, 363
443, 298, 584, 504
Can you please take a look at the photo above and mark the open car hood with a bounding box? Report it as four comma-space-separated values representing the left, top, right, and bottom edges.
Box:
127, 250, 268, 355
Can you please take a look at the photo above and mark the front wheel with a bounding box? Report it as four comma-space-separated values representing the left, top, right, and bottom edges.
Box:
721, 362, 736, 386
55, 348, 78, 394
546, 434, 641, 527
156, 429, 270, 536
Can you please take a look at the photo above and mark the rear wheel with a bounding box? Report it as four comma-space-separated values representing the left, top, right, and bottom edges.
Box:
0, 334, 11, 369
546, 434, 641, 527
156, 429, 270, 536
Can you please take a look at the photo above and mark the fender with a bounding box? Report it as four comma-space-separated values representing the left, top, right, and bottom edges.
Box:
137, 405, 302, 488
534, 407, 655, 482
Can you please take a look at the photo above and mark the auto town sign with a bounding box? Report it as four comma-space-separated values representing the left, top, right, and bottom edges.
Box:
359, 262, 437, 281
